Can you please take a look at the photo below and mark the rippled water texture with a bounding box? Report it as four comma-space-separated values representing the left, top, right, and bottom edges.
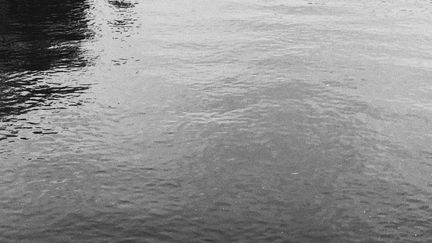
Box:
1, 0, 432, 241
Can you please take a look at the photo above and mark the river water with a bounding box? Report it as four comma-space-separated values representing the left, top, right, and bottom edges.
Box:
1, 0, 432, 242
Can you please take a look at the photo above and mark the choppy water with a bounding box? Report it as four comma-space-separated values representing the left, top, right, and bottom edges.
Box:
1, 0, 432, 241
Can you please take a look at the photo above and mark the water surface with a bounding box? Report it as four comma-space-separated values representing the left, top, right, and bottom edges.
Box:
1, 0, 432, 241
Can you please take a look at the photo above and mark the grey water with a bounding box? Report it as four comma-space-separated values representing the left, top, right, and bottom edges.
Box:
1, 0, 432, 241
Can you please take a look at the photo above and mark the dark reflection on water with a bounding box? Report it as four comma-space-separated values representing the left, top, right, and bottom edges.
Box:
108, 0, 136, 9
0, 0, 92, 71
0, 74, 89, 117
0, 0, 92, 139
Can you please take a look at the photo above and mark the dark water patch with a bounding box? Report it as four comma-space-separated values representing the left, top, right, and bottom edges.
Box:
0, 0, 94, 142
108, 0, 136, 9
0, 0, 92, 72
0, 74, 90, 117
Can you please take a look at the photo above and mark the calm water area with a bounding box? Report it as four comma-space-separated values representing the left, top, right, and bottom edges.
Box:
1, 0, 432, 241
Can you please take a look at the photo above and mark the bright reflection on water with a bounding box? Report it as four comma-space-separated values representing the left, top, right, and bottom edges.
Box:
1, 0, 432, 241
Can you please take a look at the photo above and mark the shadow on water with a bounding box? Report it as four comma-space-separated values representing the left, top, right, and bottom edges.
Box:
0, 0, 92, 71
0, 0, 93, 137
